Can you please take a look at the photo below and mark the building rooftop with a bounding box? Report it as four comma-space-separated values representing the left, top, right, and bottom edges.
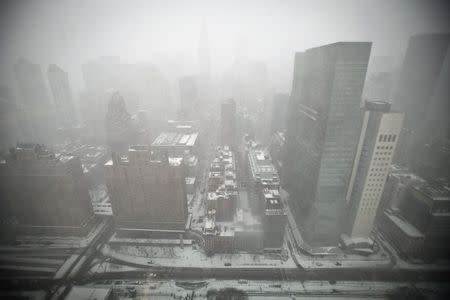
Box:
365, 100, 391, 112
65, 286, 111, 300
385, 210, 424, 238
152, 132, 198, 147
248, 148, 279, 183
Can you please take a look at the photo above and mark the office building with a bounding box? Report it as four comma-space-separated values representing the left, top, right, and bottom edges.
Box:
376, 165, 424, 219
105, 91, 135, 154
47, 64, 76, 125
345, 101, 403, 239
178, 75, 199, 120
220, 99, 237, 149
269, 131, 285, 175
285, 42, 371, 246
393, 33, 450, 166
379, 181, 450, 259
14, 58, 50, 107
270, 93, 289, 134
0, 143, 94, 236
262, 188, 287, 249
283, 52, 304, 190
206, 146, 237, 221
246, 146, 280, 216
13, 58, 57, 142
105, 146, 187, 234
151, 131, 199, 157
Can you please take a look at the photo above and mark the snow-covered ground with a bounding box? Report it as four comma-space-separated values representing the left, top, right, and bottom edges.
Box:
90, 184, 113, 215
101, 243, 296, 269
84, 278, 448, 299
376, 229, 450, 271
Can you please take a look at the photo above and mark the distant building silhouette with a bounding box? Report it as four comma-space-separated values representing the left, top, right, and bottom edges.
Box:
105, 91, 134, 154
47, 64, 76, 125
393, 33, 450, 167
270, 93, 289, 134
0, 143, 94, 236
14, 58, 50, 108
13, 58, 57, 143
220, 99, 237, 149
178, 75, 199, 120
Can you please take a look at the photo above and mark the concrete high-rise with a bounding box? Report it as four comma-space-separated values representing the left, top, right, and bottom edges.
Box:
283, 52, 304, 190
270, 93, 289, 134
13, 58, 50, 108
198, 21, 211, 83
105, 146, 188, 233
0, 143, 94, 236
178, 75, 199, 120
345, 101, 404, 239
220, 99, 237, 149
13, 58, 59, 143
393, 33, 450, 166
286, 42, 371, 246
47, 64, 76, 125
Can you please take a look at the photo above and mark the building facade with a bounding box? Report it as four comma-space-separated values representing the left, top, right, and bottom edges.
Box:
345, 101, 404, 239
393, 33, 450, 166
287, 42, 371, 246
0, 143, 93, 236
220, 99, 237, 149
105, 145, 188, 233
47, 64, 77, 125
379, 181, 450, 259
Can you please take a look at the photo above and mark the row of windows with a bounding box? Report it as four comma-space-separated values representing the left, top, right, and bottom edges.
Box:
377, 145, 394, 150
372, 162, 389, 167
368, 177, 385, 182
374, 157, 390, 161
375, 151, 393, 156
371, 168, 388, 172
378, 134, 397, 142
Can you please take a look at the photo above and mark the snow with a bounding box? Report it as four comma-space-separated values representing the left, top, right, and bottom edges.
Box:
101, 243, 296, 269
386, 213, 423, 238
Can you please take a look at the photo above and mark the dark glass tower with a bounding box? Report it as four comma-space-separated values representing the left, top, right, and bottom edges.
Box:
286, 42, 371, 246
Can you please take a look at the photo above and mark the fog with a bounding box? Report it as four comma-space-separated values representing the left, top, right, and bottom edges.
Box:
1, 0, 449, 92
0, 1, 449, 298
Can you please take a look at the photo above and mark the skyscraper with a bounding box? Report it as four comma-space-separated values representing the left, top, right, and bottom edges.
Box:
393, 33, 450, 166
283, 52, 304, 190
0, 143, 94, 236
198, 21, 211, 83
105, 146, 188, 233
393, 33, 449, 134
14, 58, 57, 143
47, 64, 76, 125
270, 93, 289, 134
220, 99, 237, 149
178, 75, 199, 120
287, 42, 371, 246
13, 58, 50, 108
105, 91, 134, 154
345, 101, 403, 239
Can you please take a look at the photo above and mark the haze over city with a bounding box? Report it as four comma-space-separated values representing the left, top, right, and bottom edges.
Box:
0, 0, 449, 299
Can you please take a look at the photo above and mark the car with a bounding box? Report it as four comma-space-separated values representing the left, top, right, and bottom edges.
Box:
224, 262, 232, 266
335, 262, 342, 266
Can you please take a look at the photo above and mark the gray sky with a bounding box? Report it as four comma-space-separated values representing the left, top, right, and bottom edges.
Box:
1, 0, 449, 93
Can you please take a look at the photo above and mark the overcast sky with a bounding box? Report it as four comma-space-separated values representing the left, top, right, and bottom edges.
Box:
1, 0, 449, 93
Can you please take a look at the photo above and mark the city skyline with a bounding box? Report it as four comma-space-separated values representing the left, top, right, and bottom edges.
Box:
0, 1, 449, 299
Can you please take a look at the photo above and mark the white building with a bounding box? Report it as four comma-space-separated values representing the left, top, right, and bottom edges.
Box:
345, 101, 404, 239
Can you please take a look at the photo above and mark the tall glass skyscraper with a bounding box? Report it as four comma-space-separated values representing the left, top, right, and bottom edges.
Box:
287, 42, 371, 246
